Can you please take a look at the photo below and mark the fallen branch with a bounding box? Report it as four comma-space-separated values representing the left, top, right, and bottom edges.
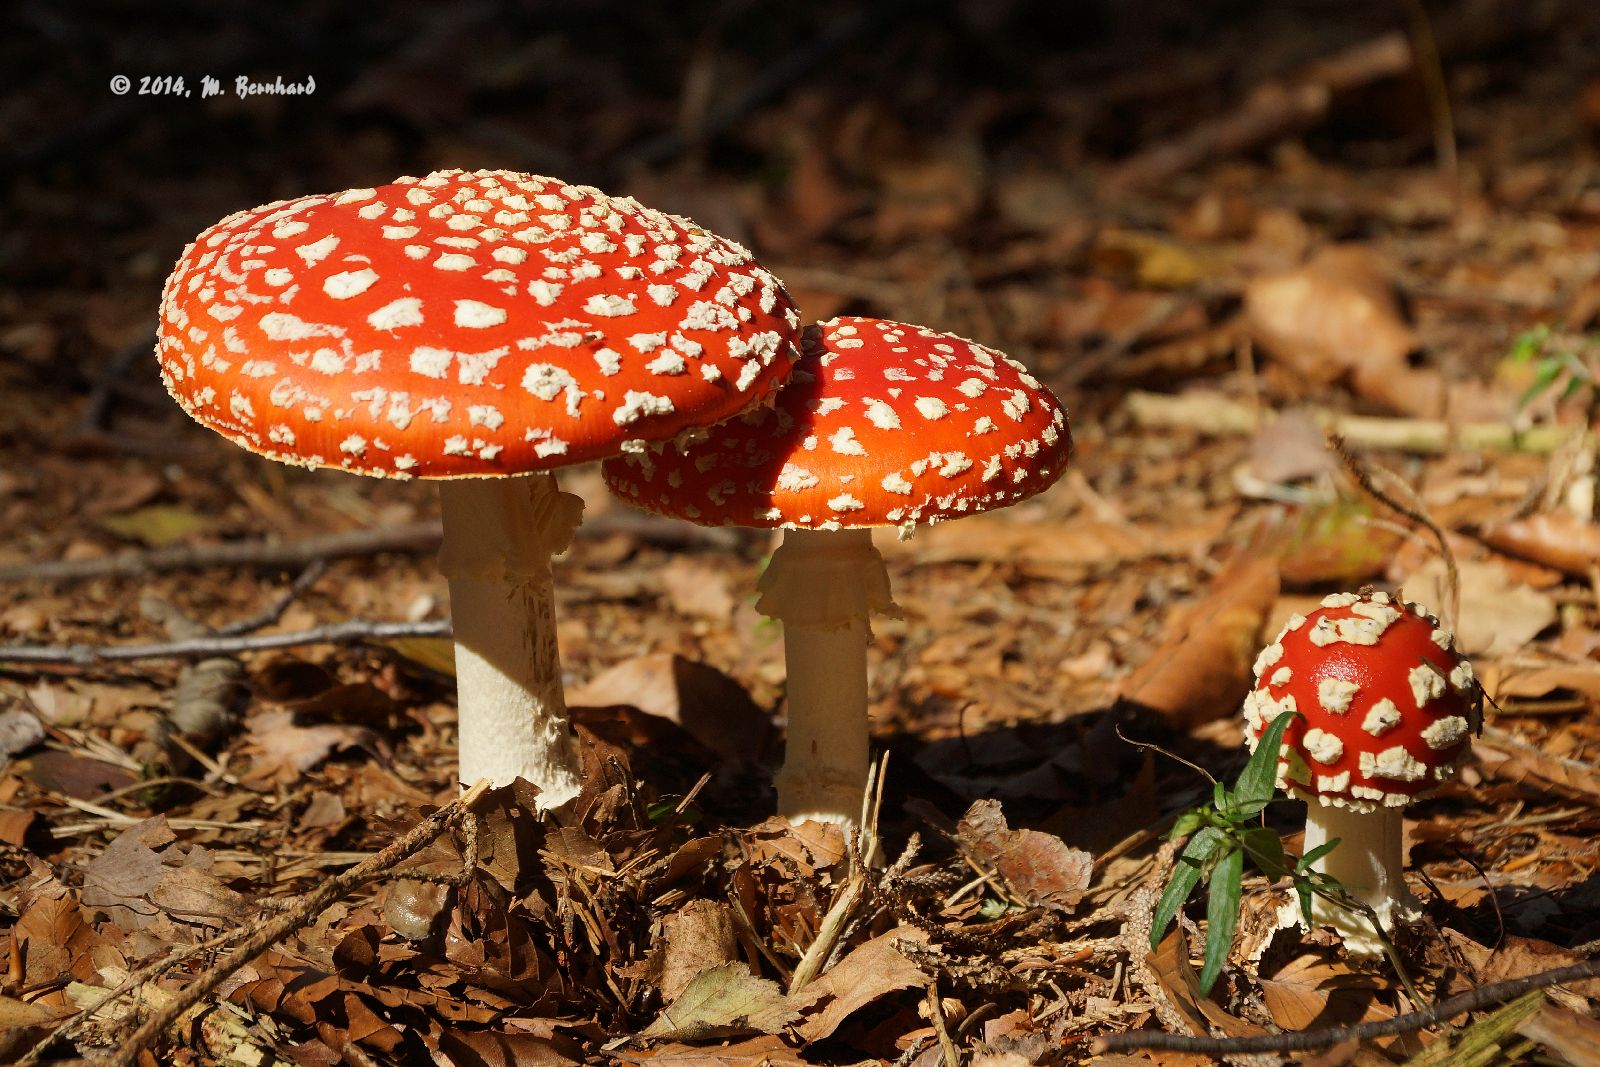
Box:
95, 779, 489, 1067
1123, 390, 1575, 455
1105, 33, 1413, 188
1090, 957, 1600, 1055
0, 618, 450, 667
0, 522, 442, 585
0, 510, 738, 586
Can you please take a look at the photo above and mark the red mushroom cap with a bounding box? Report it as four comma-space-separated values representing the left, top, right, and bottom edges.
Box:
157, 169, 802, 478
1244, 591, 1482, 812
600, 317, 1071, 529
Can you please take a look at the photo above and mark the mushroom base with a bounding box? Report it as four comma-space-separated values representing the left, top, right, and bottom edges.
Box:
439, 474, 585, 806
1302, 801, 1421, 957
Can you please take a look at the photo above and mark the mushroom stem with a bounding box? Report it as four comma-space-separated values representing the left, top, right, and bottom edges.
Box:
759, 527, 899, 828
1301, 801, 1419, 956
438, 473, 585, 805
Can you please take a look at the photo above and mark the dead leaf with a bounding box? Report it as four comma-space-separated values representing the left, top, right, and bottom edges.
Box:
657, 556, 739, 621
239, 709, 382, 787
1116, 555, 1280, 728
1482, 512, 1600, 578
613, 1035, 810, 1067
660, 901, 739, 1001
954, 799, 1092, 911
80, 817, 245, 930
1245, 244, 1443, 416
794, 926, 930, 1042
1402, 558, 1555, 657
1257, 953, 1391, 1031
1276, 500, 1401, 588
1148, 927, 1267, 1039
95, 503, 209, 546
570, 654, 769, 764
641, 962, 798, 1042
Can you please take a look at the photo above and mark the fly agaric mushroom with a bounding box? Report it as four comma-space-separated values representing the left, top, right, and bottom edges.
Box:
1244, 590, 1481, 954
157, 169, 801, 806
602, 317, 1071, 827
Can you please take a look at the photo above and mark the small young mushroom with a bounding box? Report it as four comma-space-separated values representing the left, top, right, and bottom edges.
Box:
158, 168, 800, 805
1243, 591, 1481, 955
603, 317, 1071, 828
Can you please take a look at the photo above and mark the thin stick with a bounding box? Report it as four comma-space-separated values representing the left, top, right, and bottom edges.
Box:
1327, 432, 1460, 630
0, 510, 737, 586
0, 617, 450, 667
1090, 957, 1600, 1054
96, 780, 488, 1067
0, 522, 443, 585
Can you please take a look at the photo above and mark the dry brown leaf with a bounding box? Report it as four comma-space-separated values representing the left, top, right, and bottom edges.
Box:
793, 926, 930, 1042
954, 799, 1092, 911
1257, 953, 1392, 1032
569, 653, 769, 764
1402, 558, 1555, 657
1482, 512, 1600, 577
239, 709, 382, 788
641, 962, 798, 1042
436, 1028, 582, 1067
1276, 501, 1401, 588
660, 901, 739, 1002
81, 817, 245, 930
1149, 927, 1267, 1039
1116, 555, 1280, 728
1245, 245, 1443, 416
1480, 662, 1600, 704
657, 556, 739, 621
613, 1035, 810, 1067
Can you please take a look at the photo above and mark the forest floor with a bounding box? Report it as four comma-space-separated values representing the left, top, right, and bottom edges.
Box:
4, 1, 1600, 1063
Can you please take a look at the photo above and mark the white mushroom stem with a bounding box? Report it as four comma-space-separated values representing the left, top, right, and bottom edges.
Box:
438, 473, 585, 806
758, 527, 900, 828
1301, 800, 1421, 957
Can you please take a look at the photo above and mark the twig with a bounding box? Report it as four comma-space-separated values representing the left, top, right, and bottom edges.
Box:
927, 981, 960, 1067
214, 560, 328, 637
1122, 390, 1575, 455
0, 510, 738, 586
0, 522, 443, 584
1327, 432, 1459, 629
75, 328, 157, 434
0, 617, 450, 667
95, 780, 489, 1067
1090, 957, 1600, 1054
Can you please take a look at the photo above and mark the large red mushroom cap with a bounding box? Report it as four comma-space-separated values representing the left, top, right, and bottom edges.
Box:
601, 316, 1071, 530
157, 169, 802, 477
1244, 591, 1482, 812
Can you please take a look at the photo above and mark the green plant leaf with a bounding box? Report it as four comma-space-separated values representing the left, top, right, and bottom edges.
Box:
1233, 710, 1297, 814
1150, 826, 1227, 950
1297, 837, 1340, 871
1509, 324, 1550, 362
1212, 780, 1229, 813
1167, 811, 1206, 840
1240, 825, 1289, 881
1519, 357, 1566, 409
1198, 844, 1244, 996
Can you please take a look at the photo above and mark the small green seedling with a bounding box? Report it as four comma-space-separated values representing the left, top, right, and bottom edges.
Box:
1508, 323, 1600, 415
1149, 711, 1342, 995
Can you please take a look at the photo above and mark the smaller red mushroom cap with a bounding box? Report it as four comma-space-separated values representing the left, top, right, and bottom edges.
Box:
1244, 591, 1482, 812
601, 317, 1071, 530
